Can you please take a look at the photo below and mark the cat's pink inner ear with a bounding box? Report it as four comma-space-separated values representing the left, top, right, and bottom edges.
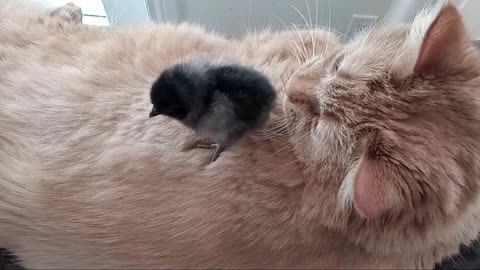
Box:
414, 4, 468, 74
353, 158, 398, 219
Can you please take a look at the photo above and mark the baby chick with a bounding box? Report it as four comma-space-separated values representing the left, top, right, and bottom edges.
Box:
149, 61, 277, 162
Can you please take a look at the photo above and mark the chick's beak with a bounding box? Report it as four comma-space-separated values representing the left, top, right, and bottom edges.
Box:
149, 107, 160, 118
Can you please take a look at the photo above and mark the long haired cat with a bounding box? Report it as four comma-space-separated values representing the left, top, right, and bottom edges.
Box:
0, 1, 479, 269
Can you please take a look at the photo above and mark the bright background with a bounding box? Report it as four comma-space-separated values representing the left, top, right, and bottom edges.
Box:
33, 0, 480, 39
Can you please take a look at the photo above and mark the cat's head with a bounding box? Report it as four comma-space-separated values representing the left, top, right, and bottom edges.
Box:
285, 2, 480, 258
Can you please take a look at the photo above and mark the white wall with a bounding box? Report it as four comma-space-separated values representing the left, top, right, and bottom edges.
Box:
385, 0, 480, 40
102, 0, 150, 26
29, 0, 109, 25
383, 0, 432, 24
460, 1, 480, 40
147, 0, 480, 40
29, 0, 106, 16
149, 0, 392, 38
383, 0, 479, 40
29, 0, 480, 40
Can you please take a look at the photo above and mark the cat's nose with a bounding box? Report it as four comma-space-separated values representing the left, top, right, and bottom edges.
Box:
286, 79, 320, 114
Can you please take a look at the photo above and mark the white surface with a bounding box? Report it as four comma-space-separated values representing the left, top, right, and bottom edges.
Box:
146, 0, 480, 40
30, 0, 108, 25
348, 14, 379, 35
383, 0, 432, 24
148, 0, 392, 38
384, 0, 479, 40
82, 15, 109, 26
32, 0, 106, 16
71, 0, 106, 16
460, 0, 480, 40
101, 0, 150, 26
24, 0, 480, 40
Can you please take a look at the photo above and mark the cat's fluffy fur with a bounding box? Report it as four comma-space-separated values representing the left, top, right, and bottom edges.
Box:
0, 1, 479, 269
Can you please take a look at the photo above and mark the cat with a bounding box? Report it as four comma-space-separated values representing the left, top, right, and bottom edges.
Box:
285, 0, 480, 266
0, 0, 479, 269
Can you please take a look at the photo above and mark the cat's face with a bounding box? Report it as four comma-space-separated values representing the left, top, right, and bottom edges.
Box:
284, 3, 480, 256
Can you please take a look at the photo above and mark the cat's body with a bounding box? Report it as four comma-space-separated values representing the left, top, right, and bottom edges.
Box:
0, 1, 479, 269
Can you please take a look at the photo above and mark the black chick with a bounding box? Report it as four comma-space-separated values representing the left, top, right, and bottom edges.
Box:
149, 61, 277, 162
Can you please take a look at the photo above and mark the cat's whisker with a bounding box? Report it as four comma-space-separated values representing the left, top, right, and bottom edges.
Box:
283, 45, 304, 64
255, 128, 290, 136
289, 5, 311, 60
271, 121, 290, 129
323, 0, 332, 58
280, 39, 303, 63
269, 116, 289, 123
276, 35, 306, 63
269, 122, 290, 132
254, 128, 291, 139
281, 158, 300, 167
314, 0, 320, 56
253, 133, 280, 139
287, 40, 308, 63
255, 130, 288, 138
336, 29, 351, 41
243, 3, 254, 36
255, 135, 281, 140
261, 115, 292, 129
263, 125, 291, 136
273, 15, 308, 63
267, 119, 290, 128
246, 0, 253, 34
260, 125, 290, 135
280, 75, 289, 96
319, 25, 351, 42
260, 123, 289, 132
254, 130, 291, 139
304, 0, 316, 58
272, 131, 309, 156
291, 24, 310, 62
286, 42, 305, 63
267, 118, 315, 158
289, 4, 310, 31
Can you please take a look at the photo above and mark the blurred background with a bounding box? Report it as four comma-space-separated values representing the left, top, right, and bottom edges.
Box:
33, 0, 478, 39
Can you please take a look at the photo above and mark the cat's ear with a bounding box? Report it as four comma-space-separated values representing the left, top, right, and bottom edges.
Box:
413, 3, 469, 74
393, 3, 470, 78
351, 156, 402, 219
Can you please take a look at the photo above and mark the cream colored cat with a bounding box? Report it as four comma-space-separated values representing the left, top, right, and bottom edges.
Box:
0, 1, 479, 269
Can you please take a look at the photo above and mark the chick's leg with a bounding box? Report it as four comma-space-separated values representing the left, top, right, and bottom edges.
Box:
195, 141, 226, 162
